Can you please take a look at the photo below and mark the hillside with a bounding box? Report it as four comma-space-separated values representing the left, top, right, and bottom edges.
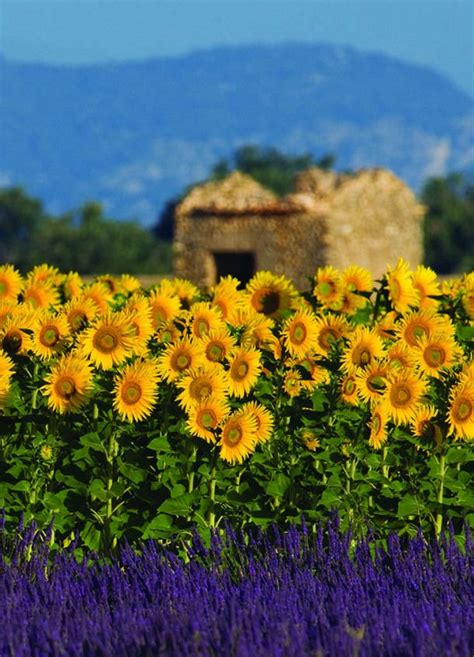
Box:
1, 43, 473, 225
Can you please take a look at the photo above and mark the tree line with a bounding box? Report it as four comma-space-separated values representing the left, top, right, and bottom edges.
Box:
1, 145, 473, 275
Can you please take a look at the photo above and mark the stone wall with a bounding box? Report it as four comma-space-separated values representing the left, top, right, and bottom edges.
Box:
174, 212, 327, 290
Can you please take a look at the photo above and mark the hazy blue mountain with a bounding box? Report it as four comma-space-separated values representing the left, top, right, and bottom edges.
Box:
1, 43, 473, 226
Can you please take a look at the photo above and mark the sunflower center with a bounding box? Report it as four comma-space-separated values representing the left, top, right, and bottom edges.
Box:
233, 361, 249, 380
208, 343, 224, 361
291, 323, 307, 345
57, 376, 76, 399
424, 346, 445, 367
353, 346, 371, 366
254, 289, 280, 316
319, 328, 339, 351
40, 326, 60, 347
318, 281, 334, 299
70, 311, 87, 332
93, 327, 119, 353
153, 306, 168, 324
455, 399, 472, 422
195, 319, 210, 337
343, 378, 356, 395
190, 380, 212, 401
25, 290, 42, 308
368, 375, 385, 393
226, 426, 242, 445
406, 324, 428, 346
0, 281, 7, 294
201, 410, 217, 428
2, 330, 22, 354
391, 384, 412, 407
175, 353, 191, 370
372, 414, 382, 434
122, 382, 142, 404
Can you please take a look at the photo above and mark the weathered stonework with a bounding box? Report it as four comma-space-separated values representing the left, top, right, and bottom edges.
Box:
174, 168, 424, 290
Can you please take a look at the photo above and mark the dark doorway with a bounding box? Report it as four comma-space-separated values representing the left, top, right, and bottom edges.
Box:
213, 251, 255, 287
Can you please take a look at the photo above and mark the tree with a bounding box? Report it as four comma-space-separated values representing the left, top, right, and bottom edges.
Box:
211, 144, 335, 196
0, 187, 44, 264
421, 172, 474, 274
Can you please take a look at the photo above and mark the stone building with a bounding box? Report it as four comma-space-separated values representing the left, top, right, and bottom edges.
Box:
173, 168, 425, 290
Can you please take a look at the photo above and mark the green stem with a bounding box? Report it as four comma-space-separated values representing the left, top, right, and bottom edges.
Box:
435, 452, 446, 536
382, 446, 389, 481
104, 432, 117, 553
208, 464, 217, 528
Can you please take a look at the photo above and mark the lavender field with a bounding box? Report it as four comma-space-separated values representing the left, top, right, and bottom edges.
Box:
1, 518, 472, 657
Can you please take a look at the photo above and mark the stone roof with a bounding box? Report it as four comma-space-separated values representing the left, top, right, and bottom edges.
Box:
176, 171, 315, 217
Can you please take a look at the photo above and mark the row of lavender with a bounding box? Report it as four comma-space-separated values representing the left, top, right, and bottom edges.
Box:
1, 519, 472, 657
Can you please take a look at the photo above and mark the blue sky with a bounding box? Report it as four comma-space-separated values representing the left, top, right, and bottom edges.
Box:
1, 0, 473, 96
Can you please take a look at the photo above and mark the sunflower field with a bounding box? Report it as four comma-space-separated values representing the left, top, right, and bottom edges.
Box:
0, 260, 473, 555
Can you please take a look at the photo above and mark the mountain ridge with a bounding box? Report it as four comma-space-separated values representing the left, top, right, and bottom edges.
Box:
1, 43, 473, 225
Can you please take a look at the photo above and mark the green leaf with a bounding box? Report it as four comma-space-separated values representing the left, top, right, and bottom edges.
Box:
319, 489, 341, 508
158, 493, 195, 517
118, 462, 147, 484
142, 514, 174, 539
265, 473, 290, 497
147, 436, 171, 451
89, 478, 107, 501
10, 480, 30, 492
79, 432, 105, 452
397, 494, 419, 517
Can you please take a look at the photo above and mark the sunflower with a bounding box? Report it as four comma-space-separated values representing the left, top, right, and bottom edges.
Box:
368, 404, 389, 449
385, 258, 419, 314
458, 360, 474, 387
355, 363, 387, 406
64, 297, 98, 333
27, 264, 60, 285
340, 265, 372, 314
0, 265, 23, 302
384, 342, 417, 372
155, 321, 181, 345
186, 397, 230, 443
446, 383, 474, 441
461, 272, 474, 319
62, 272, 84, 300
119, 274, 141, 294
283, 368, 303, 397
219, 410, 258, 464
148, 289, 182, 328
410, 405, 439, 439
0, 308, 37, 356
412, 333, 461, 379
42, 354, 94, 414
156, 338, 205, 382
313, 266, 344, 310
342, 265, 373, 293
0, 377, 11, 411
382, 370, 428, 425
113, 359, 159, 422
125, 297, 154, 356
396, 309, 453, 348
245, 271, 296, 318
241, 401, 274, 443
412, 265, 441, 310
161, 278, 200, 310
78, 311, 135, 370
341, 327, 385, 374
176, 365, 228, 411
211, 276, 244, 319
200, 328, 236, 363
31, 312, 71, 360
0, 301, 16, 329
240, 312, 277, 352
312, 314, 349, 357
95, 274, 120, 295
189, 302, 225, 339
0, 350, 15, 382
341, 374, 359, 406
81, 282, 113, 315
22, 280, 59, 310
294, 356, 331, 391
281, 309, 319, 359
299, 429, 320, 451
227, 347, 261, 397
376, 311, 398, 340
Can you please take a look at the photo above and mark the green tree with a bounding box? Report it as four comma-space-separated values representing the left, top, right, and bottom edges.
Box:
211, 145, 335, 196
422, 173, 474, 274
0, 187, 44, 264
